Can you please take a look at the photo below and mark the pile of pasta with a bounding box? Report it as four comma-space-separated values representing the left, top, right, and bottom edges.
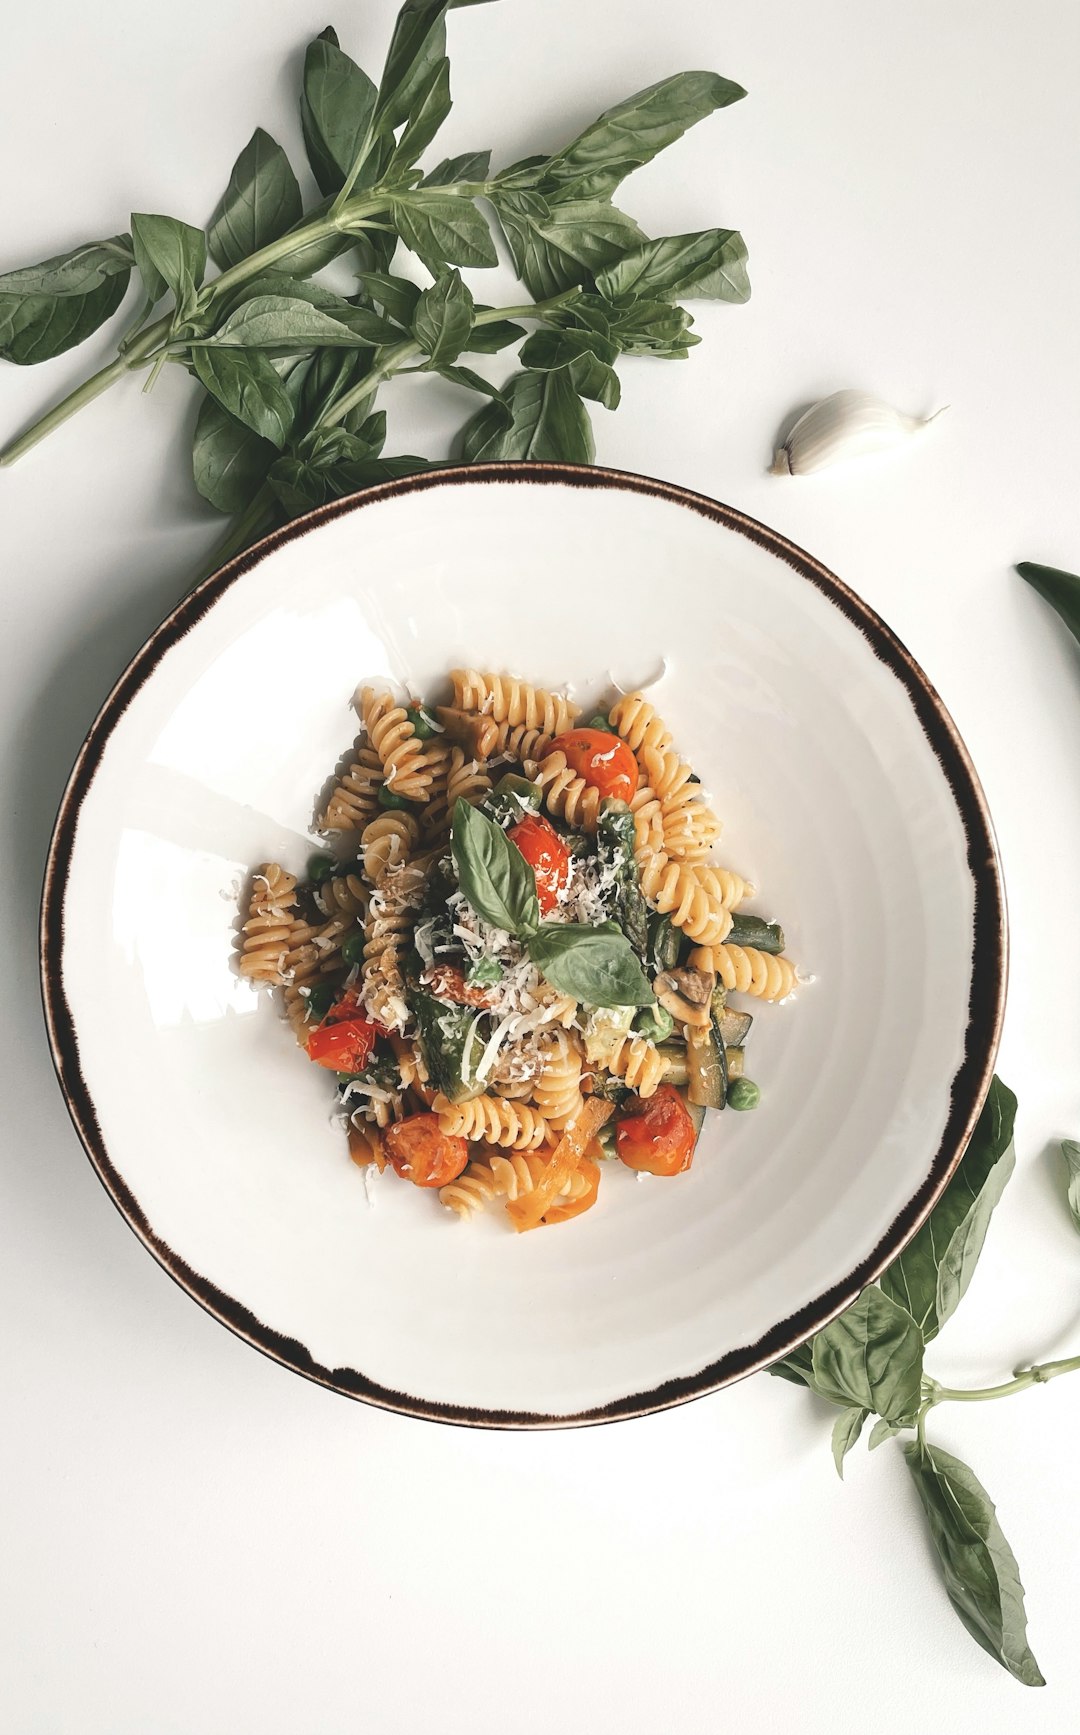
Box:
238, 672, 800, 1230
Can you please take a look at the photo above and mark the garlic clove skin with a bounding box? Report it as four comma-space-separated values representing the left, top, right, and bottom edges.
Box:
770, 389, 946, 476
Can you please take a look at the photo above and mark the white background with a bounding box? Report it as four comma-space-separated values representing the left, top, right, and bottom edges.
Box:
3, 1, 1080, 1728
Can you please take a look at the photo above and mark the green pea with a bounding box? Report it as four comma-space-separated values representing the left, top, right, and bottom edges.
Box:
378, 784, 414, 811
634, 1003, 674, 1043
728, 1077, 761, 1111
306, 851, 336, 883
586, 712, 612, 731
306, 984, 336, 1022
341, 930, 366, 967
406, 703, 437, 741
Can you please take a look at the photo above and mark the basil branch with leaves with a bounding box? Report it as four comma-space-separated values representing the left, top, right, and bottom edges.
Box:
0, 0, 750, 578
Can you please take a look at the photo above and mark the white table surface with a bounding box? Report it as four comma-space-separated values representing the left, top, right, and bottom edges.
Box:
4, 2, 1080, 1728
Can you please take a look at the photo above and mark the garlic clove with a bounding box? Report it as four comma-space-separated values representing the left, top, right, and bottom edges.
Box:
770, 389, 946, 477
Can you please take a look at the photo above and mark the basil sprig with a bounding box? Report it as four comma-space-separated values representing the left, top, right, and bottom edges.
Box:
450, 799, 653, 1008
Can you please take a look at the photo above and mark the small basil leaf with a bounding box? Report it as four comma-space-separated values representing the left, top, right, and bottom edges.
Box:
1061, 1140, 1080, 1235
542, 71, 747, 197
904, 1440, 1045, 1686
518, 326, 619, 371
191, 395, 275, 513
376, 0, 489, 135
267, 452, 432, 519
439, 363, 503, 398
831, 1407, 869, 1479
459, 368, 594, 463
810, 1287, 923, 1423
413, 268, 474, 367
768, 1344, 816, 1388
390, 194, 498, 271
207, 129, 303, 272
131, 213, 206, 314
301, 27, 378, 196
355, 271, 421, 327
527, 920, 654, 1008
595, 228, 750, 304
868, 1418, 901, 1451
1017, 562, 1080, 654
880, 1077, 1017, 1340
388, 56, 452, 171
451, 797, 540, 937
422, 149, 491, 186
463, 316, 526, 353
0, 237, 132, 365
555, 292, 699, 359
191, 346, 295, 447
569, 350, 621, 410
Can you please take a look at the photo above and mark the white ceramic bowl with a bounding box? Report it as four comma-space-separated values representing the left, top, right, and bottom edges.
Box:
41, 465, 1005, 1427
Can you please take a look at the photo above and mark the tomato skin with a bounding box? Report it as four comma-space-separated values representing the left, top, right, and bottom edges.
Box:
307, 996, 382, 1071
615, 1085, 696, 1176
546, 728, 639, 803
508, 814, 571, 915
424, 961, 494, 1007
385, 1114, 470, 1187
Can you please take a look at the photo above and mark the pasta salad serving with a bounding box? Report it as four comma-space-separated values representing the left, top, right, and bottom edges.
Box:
238, 673, 800, 1231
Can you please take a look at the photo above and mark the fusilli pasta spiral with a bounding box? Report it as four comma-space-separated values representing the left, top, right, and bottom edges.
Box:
604, 1032, 665, 1098
360, 810, 420, 883
641, 744, 723, 861
433, 1093, 551, 1150
319, 742, 383, 833
690, 943, 797, 1002
607, 691, 674, 758
534, 749, 603, 830
449, 670, 579, 737
487, 719, 555, 764
639, 854, 734, 944
362, 859, 427, 1029
531, 1029, 584, 1129
361, 687, 431, 801
238, 864, 297, 983
439, 1150, 593, 1218
315, 871, 369, 921
629, 782, 664, 856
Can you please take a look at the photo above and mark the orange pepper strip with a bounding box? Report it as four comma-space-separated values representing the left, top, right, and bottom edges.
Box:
348, 1122, 386, 1171
542, 1156, 601, 1225
506, 1098, 613, 1233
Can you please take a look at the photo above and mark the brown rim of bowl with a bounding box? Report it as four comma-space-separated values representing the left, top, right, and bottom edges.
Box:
39, 461, 1007, 1429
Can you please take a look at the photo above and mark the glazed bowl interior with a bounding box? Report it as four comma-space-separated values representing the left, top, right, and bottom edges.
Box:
42, 465, 1004, 1426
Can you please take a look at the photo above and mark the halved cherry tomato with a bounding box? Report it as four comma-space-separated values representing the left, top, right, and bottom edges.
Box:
385, 1114, 469, 1188
615, 1085, 696, 1176
423, 961, 494, 1008
507, 814, 571, 915
545, 728, 638, 804
306, 993, 383, 1072
542, 1155, 601, 1224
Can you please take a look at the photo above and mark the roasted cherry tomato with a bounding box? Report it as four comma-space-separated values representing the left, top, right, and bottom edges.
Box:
423, 962, 494, 1008
385, 1114, 469, 1188
508, 814, 571, 915
306, 992, 382, 1072
545, 728, 638, 804
615, 1085, 696, 1176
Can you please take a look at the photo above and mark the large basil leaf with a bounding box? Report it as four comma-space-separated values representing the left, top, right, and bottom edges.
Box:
356, 271, 422, 328
527, 920, 655, 1008
1062, 1140, 1080, 1234
390, 194, 498, 271
541, 71, 747, 197
422, 149, 491, 186
880, 1077, 1017, 1340
207, 129, 303, 271
0, 236, 132, 365
300, 26, 378, 197
459, 368, 594, 463
191, 346, 294, 446
904, 1441, 1045, 1686
810, 1287, 923, 1423
191, 395, 276, 512
211, 294, 396, 351
451, 798, 540, 936
595, 228, 750, 303
493, 191, 646, 299
1017, 561, 1080, 653
832, 1407, 869, 1479
388, 56, 452, 171
413, 268, 474, 367
131, 213, 206, 315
